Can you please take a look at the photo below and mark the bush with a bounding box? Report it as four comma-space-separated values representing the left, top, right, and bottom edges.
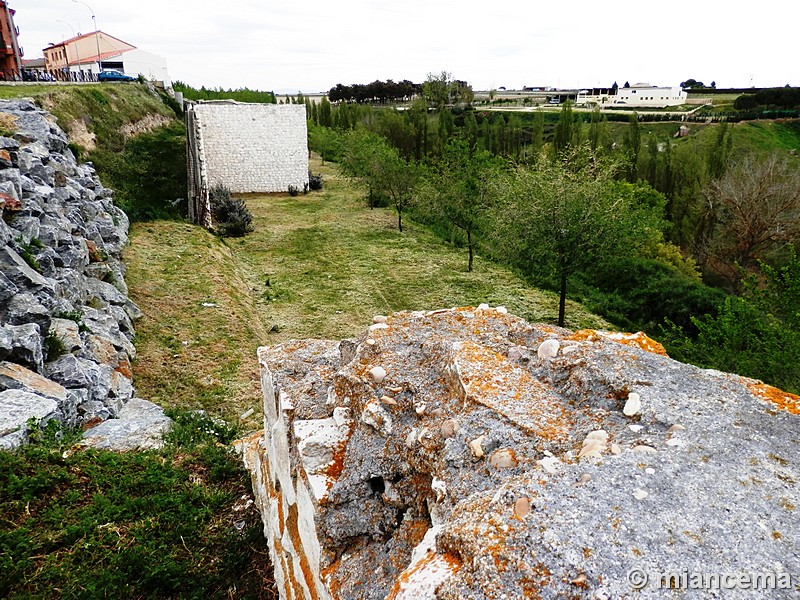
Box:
659, 247, 800, 394
288, 185, 300, 197
308, 172, 323, 190
571, 256, 727, 335
209, 185, 254, 237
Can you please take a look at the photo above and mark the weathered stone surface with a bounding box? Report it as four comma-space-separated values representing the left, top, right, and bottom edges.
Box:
0, 389, 58, 449
0, 361, 67, 401
81, 398, 172, 451
0, 323, 44, 372
49, 317, 83, 353
0, 245, 54, 290
241, 307, 800, 600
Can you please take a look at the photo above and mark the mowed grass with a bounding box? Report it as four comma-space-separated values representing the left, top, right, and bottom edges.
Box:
230, 155, 608, 344
126, 156, 608, 423
125, 222, 268, 426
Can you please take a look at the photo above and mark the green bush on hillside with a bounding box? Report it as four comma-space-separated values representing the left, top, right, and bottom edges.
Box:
660, 246, 800, 394
90, 122, 187, 221
572, 256, 727, 335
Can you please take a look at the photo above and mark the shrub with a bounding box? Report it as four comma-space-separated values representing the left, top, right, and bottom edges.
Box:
209, 185, 254, 237
660, 246, 800, 394
571, 256, 727, 335
90, 122, 187, 222
288, 185, 300, 197
43, 331, 67, 361
308, 172, 323, 191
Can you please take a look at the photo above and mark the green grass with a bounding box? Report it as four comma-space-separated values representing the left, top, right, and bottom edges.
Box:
125, 155, 609, 428
0, 415, 274, 599
231, 156, 608, 344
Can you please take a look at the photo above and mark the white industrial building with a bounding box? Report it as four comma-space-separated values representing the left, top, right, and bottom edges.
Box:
577, 84, 687, 108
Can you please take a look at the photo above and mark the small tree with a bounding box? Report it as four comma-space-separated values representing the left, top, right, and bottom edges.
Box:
419, 140, 502, 271
340, 129, 393, 209
699, 153, 800, 289
493, 150, 664, 326
553, 102, 574, 154
340, 129, 419, 230
381, 151, 420, 232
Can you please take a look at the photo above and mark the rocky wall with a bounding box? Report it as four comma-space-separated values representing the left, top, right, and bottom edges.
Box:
0, 98, 167, 450
241, 306, 800, 599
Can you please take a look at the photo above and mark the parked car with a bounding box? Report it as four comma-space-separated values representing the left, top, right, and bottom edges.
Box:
98, 70, 136, 82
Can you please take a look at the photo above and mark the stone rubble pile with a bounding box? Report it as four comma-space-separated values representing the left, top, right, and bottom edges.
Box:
0, 98, 169, 450
240, 306, 799, 600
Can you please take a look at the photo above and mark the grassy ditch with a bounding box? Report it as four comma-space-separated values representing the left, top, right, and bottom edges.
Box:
125, 155, 608, 423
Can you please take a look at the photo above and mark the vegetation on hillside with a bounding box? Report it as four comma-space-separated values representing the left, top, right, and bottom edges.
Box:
173, 81, 276, 104
21, 83, 188, 221
305, 93, 800, 393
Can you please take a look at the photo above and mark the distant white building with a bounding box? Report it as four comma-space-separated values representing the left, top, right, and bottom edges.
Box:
578, 83, 686, 108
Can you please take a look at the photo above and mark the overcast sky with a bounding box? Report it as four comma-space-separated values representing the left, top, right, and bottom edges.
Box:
14, 0, 798, 93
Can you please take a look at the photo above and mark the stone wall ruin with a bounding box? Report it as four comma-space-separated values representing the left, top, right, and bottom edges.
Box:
240, 306, 800, 599
186, 101, 308, 225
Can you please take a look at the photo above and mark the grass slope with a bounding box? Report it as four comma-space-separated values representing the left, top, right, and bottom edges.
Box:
231, 156, 608, 344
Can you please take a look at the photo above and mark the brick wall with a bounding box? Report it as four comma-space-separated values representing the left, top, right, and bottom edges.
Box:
195, 102, 308, 193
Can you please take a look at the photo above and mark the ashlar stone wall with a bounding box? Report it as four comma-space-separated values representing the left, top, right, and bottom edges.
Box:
195, 102, 308, 194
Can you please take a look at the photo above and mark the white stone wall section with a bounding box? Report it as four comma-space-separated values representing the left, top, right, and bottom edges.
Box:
195, 102, 308, 194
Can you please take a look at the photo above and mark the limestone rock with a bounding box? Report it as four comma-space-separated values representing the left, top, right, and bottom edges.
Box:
81, 398, 172, 451
241, 307, 800, 600
0, 389, 58, 449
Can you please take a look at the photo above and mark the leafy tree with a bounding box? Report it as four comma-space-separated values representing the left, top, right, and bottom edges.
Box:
463, 112, 479, 152
340, 129, 393, 208
409, 97, 430, 160
530, 110, 545, 158
492, 150, 665, 326
437, 108, 455, 154
423, 71, 452, 107
319, 96, 333, 127
588, 107, 607, 152
307, 123, 342, 163
553, 102, 574, 154
419, 140, 502, 271
625, 113, 641, 181
340, 129, 419, 230
371, 109, 416, 160
381, 151, 421, 232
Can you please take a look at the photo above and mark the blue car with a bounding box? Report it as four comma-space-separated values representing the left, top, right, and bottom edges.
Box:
98, 70, 136, 82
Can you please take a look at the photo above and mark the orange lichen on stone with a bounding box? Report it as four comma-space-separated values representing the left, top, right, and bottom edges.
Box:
455, 341, 571, 442
322, 436, 350, 493
385, 551, 462, 600
566, 329, 668, 356
748, 382, 800, 415
286, 502, 321, 600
